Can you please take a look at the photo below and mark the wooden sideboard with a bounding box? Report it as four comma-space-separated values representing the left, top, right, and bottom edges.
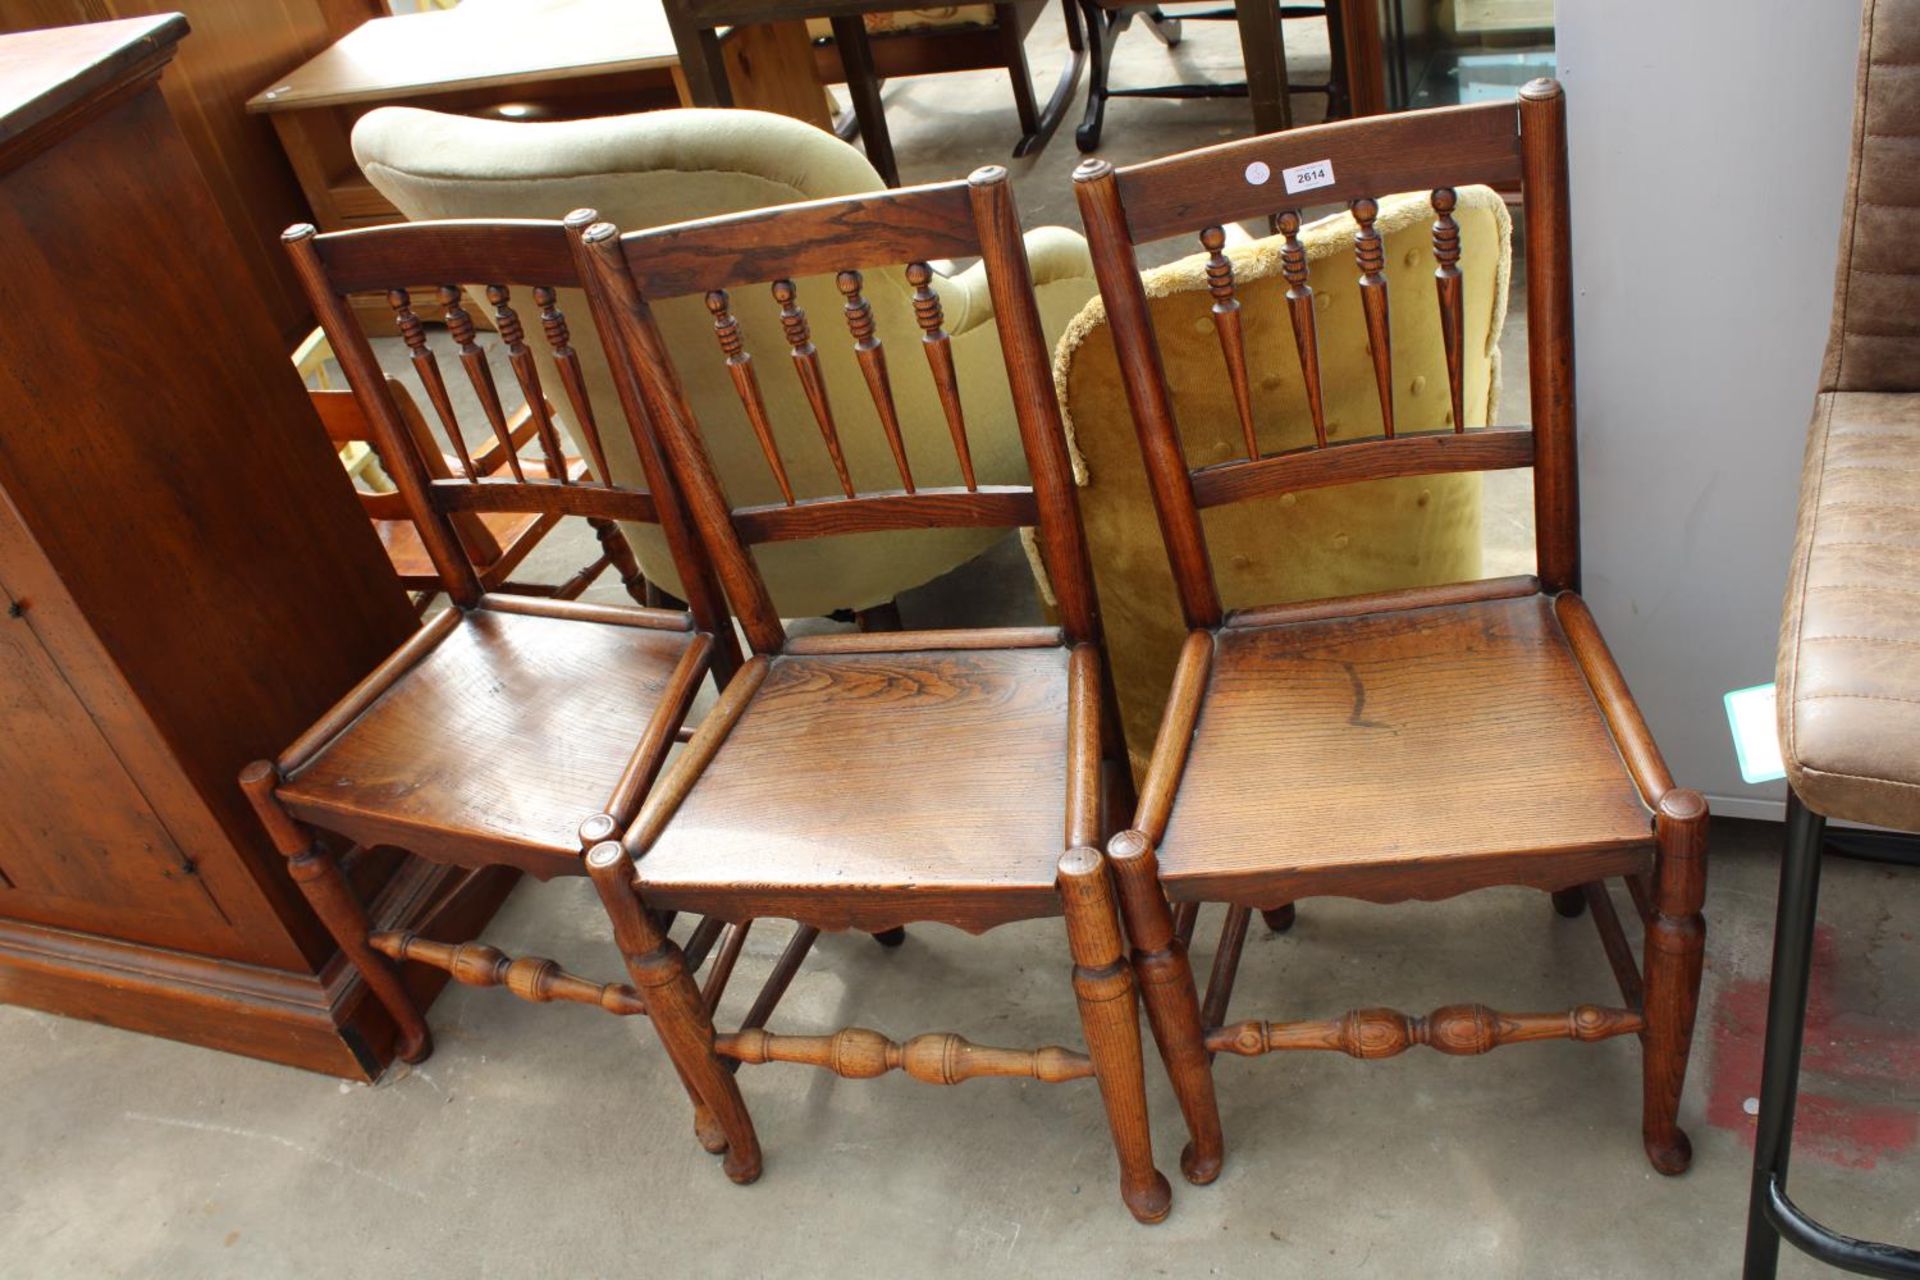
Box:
0, 0, 383, 347
0, 14, 512, 1078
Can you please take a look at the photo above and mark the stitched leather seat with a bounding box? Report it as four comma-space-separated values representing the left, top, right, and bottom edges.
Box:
1776, 0, 1920, 831
1778, 393, 1920, 828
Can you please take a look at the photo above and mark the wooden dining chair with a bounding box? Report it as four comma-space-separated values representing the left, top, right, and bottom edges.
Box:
567, 166, 1172, 1222
241, 213, 754, 1077
1073, 80, 1710, 1189
309, 380, 650, 613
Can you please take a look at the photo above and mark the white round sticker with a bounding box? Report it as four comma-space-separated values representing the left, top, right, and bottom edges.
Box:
1244, 160, 1272, 186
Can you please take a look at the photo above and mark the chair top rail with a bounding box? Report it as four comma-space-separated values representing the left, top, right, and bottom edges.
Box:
1112, 100, 1522, 245
307, 218, 580, 295
614, 181, 984, 300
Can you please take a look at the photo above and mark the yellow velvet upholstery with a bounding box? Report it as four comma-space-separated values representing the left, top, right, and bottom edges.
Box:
353, 106, 1097, 616
1050, 186, 1513, 767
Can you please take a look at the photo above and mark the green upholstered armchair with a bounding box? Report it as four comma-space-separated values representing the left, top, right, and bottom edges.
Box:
1046, 185, 1512, 767
352, 106, 1097, 617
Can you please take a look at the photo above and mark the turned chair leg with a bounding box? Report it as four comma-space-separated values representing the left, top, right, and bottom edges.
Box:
1551, 886, 1588, 918
586, 515, 651, 607
1059, 847, 1172, 1224
239, 762, 432, 1063
587, 843, 762, 1183
1108, 830, 1225, 1185
1642, 789, 1708, 1175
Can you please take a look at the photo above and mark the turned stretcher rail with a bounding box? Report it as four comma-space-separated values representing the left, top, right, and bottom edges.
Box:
371, 930, 647, 1016
714, 1026, 1096, 1084
1205, 1002, 1643, 1059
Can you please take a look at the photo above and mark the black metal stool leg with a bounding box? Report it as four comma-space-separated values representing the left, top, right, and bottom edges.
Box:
1744, 792, 1920, 1279
1744, 791, 1826, 1279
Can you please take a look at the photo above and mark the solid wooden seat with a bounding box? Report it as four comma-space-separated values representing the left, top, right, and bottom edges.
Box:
279, 603, 700, 879
637, 640, 1074, 930
1158, 590, 1654, 905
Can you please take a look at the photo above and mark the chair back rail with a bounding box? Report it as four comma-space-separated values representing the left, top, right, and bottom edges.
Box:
1074, 82, 1576, 632
577, 167, 1100, 657
280, 215, 736, 657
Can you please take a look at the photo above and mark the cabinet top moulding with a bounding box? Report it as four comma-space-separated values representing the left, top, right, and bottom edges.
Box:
0, 12, 185, 169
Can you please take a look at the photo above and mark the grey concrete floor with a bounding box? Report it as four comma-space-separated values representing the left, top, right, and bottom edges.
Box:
6, 8, 1916, 1278
5, 824, 1919, 1277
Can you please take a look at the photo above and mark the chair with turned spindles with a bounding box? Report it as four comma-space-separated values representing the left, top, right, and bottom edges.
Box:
1073, 81, 1710, 1190
569, 166, 1174, 1222
241, 214, 801, 1119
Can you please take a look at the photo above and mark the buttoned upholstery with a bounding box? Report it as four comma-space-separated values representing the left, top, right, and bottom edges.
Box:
1777, 0, 1920, 828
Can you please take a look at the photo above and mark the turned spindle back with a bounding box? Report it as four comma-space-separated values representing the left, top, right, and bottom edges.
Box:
577, 166, 1098, 657
280, 216, 731, 639
1074, 81, 1576, 630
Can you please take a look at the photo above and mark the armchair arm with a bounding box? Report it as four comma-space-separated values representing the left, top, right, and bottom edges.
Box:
940, 225, 1094, 337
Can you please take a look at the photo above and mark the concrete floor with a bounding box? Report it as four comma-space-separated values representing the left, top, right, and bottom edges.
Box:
6, 825, 1919, 1276
5, 8, 1918, 1278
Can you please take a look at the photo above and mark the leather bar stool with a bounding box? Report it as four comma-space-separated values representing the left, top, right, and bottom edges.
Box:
1744, 3, 1920, 1274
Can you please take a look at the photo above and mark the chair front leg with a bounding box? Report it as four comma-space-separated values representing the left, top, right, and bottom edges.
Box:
1108, 829, 1224, 1185
1059, 847, 1172, 1224
1642, 788, 1708, 1174
240, 762, 431, 1063
587, 843, 762, 1183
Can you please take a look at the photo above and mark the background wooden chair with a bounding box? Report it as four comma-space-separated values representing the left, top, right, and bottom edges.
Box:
805, 1, 1088, 169
1075, 0, 1347, 152
571, 167, 1173, 1221
1073, 82, 1709, 1191
309, 380, 649, 612
241, 213, 750, 1083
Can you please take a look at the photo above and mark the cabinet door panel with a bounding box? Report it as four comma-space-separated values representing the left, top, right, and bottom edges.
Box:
0, 575, 230, 942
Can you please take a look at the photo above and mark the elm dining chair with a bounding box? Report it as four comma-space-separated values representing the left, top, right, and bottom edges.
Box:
243, 214, 753, 1088
570, 166, 1174, 1221
1074, 81, 1711, 1188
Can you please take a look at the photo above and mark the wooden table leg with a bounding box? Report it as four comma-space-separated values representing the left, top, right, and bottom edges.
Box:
670, 19, 833, 130
1236, 0, 1291, 134
829, 13, 899, 185
727, 21, 834, 128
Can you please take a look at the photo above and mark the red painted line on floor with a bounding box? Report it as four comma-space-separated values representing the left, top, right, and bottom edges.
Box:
1707, 923, 1920, 1169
